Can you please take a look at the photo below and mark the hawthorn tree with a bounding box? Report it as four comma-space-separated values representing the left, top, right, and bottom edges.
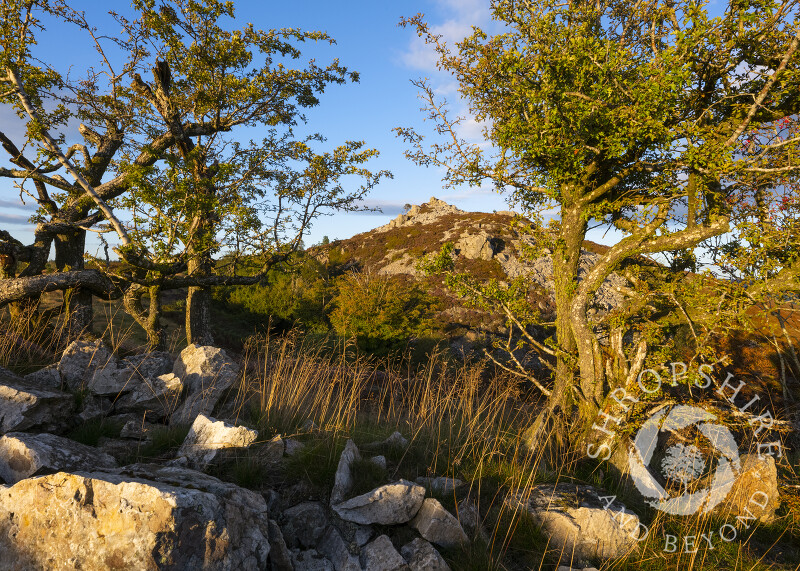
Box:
0, 0, 388, 346
399, 0, 800, 449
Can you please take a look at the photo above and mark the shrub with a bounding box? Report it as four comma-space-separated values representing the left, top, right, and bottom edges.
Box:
329, 271, 440, 355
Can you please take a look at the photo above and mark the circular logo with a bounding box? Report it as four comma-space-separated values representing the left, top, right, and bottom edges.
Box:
628, 405, 741, 515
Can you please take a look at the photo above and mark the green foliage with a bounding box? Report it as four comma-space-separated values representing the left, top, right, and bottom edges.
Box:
329, 272, 440, 355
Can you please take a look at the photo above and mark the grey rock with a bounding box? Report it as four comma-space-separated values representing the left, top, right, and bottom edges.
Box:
291, 549, 335, 571
505, 483, 640, 562
122, 351, 173, 380
96, 437, 142, 463
331, 439, 360, 505
0, 432, 117, 484
400, 538, 451, 571
711, 453, 780, 523
457, 497, 487, 541
77, 395, 114, 423
116, 372, 184, 421
282, 501, 328, 549
369, 455, 387, 470
361, 535, 409, 571
0, 374, 75, 434
456, 232, 495, 260
285, 437, 306, 456
119, 419, 159, 441
257, 434, 286, 465
409, 498, 469, 549
383, 431, 409, 449
88, 363, 138, 396
317, 526, 360, 571
0, 464, 271, 570
333, 480, 425, 525
170, 345, 240, 425
22, 364, 61, 390
176, 414, 258, 469
415, 476, 463, 495
57, 339, 115, 391
268, 519, 294, 571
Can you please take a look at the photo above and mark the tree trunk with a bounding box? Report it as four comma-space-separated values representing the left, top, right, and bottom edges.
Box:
124, 282, 165, 351
525, 204, 588, 454
185, 246, 214, 346
54, 228, 92, 338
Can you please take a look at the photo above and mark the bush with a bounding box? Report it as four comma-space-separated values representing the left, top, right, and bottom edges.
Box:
329, 271, 440, 355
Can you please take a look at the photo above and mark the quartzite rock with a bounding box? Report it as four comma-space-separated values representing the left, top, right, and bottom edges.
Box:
360, 535, 409, 571
57, 339, 115, 391
0, 464, 271, 571
122, 351, 174, 381
22, 364, 61, 390
330, 438, 360, 505
333, 480, 425, 525
409, 498, 469, 549
505, 484, 640, 562
0, 373, 75, 435
176, 414, 258, 469
170, 345, 240, 425
115, 372, 184, 420
0, 432, 117, 484
400, 538, 451, 571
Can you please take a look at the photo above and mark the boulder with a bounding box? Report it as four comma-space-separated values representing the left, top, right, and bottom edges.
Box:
268, 519, 294, 571
115, 372, 184, 420
369, 455, 387, 470
505, 484, 640, 562
400, 538, 451, 571
122, 351, 174, 380
0, 464, 272, 570
360, 535, 409, 571
456, 232, 495, 261
0, 373, 75, 435
409, 498, 469, 549
457, 497, 487, 541
384, 431, 409, 448
333, 480, 425, 525
285, 438, 306, 457
170, 345, 240, 425
317, 526, 360, 571
87, 363, 138, 396
57, 339, 115, 391
281, 501, 328, 549
22, 364, 61, 390
291, 549, 334, 571
176, 414, 258, 469
119, 419, 159, 441
331, 439, 360, 505
0, 432, 117, 484
415, 476, 463, 495
712, 453, 780, 523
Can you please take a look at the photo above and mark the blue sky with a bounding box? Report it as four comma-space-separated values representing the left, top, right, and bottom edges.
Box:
0, 0, 513, 258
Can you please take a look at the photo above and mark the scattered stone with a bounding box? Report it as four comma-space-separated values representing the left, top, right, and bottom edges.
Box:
87, 363, 138, 396
96, 437, 142, 463
176, 414, 258, 469
257, 434, 286, 464
122, 351, 174, 381
317, 526, 360, 571
354, 525, 373, 547
115, 372, 183, 420
170, 345, 240, 425
119, 419, 159, 441
333, 480, 425, 525
291, 549, 334, 571
410, 498, 469, 549
369, 455, 387, 470
400, 538, 451, 571
382, 431, 409, 449
268, 519, 294, 571
456, 232, 495, 261
0, 374, 75, 434
331, 439, 361, 505
58, 339, 115, 391
360, 535, 409, 571
415, 476, 463, 495
0, 464, 271, 570
457, 497, 487, 541
0, 432, 117, 484
285, 438, 306, 456
712, 453, 780, 523
301, 419, 319, 432
76, 395, 114, 423
506, 484, 640, 562
22, 364, 61, 390
282, 502, 328, 549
